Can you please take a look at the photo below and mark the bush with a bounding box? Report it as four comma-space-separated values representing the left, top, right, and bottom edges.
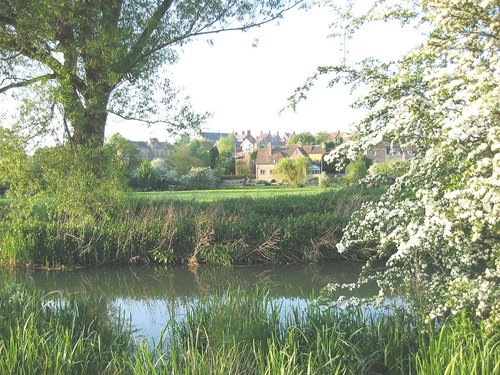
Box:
186, 167, 217, 190
345, 157, 369, 185
153, 162, 186, 190
318, 172, 330, 187
367, 160, 410, 186
130, 160, 156, 191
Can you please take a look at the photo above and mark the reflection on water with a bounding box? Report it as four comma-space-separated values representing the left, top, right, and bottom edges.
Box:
3, 262, 378, 342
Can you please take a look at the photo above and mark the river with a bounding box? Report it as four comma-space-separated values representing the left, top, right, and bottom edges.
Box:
2, 262, 378, 342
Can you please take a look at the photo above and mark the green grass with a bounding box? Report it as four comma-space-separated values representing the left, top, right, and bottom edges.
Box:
1, 283, 497, 374
131, 185, 327, 203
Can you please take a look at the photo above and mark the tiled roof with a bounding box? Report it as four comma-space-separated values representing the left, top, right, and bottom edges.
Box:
200, 132, 230, 141
301, 145, 325, 154
256, 144, 324, 165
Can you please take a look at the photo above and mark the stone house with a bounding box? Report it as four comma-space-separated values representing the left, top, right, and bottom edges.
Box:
255, 142, 325, 183
365, 142, 417, 163
130, 137, 173, 160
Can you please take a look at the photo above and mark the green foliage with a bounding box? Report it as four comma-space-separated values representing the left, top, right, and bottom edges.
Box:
187, 167, 217, 190
0, 188, 381, 267
367, 160, 410, 186
7, 144, 126, 223
318, 171, 332, 188
167, 137, 211, 174
105, 133, 141, 177
215, 134, 236, 175
131, 160, 156, 191
344, 157, 368, 185
0, 127, 35, 198
274, 157, 309, 186
209, 146, 219, 169
289, 132, 316, 145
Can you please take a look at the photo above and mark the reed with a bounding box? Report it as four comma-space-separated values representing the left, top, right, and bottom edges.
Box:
1, 283, 497, 374
0, 283, 131, 374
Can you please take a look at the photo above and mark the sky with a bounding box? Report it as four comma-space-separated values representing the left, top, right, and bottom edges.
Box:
105, 3, 424, 142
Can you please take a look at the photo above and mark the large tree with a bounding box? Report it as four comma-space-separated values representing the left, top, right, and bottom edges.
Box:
0, 0, 302, 148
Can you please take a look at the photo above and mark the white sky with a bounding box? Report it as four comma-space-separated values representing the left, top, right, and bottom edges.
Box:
106, 4, 424, 141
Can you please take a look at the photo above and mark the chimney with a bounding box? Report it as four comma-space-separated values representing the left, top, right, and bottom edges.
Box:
247, 130, 251, 136
297, 141, 302, 148
267, 141, 272, 156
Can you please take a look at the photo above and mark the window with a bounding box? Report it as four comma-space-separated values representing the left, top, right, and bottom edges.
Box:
260, 169, 266, 175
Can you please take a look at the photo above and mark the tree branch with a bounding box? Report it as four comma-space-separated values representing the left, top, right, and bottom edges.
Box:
132, 0, 303, 73
120, 0, 174, 73
0, 73, 56, 94
107, 109, 184, 129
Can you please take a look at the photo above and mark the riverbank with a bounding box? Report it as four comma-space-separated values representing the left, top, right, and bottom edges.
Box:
0, 283, 497, 374
0, 187, 383, 267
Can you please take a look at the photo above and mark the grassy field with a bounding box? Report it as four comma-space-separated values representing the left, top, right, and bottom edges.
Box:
131, 186, 326, 203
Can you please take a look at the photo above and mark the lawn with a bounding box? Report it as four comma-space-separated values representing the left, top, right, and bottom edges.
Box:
131, 185, 328, 202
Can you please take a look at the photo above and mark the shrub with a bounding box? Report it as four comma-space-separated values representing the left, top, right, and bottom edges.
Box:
367, 160, 410, 186
186, 167, 217, 190
344, 157, 368, 185
318, 172, 330, 187
153, 162, 186, 190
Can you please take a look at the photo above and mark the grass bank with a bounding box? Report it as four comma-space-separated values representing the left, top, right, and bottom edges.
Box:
0, 283, 497, 374
0, 187, 383, 267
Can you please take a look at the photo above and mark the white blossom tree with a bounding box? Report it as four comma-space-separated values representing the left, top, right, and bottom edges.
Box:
294, 0, 499, 323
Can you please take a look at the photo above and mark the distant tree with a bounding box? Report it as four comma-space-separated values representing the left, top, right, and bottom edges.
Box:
344, 157, 369, 185
106, 133, 141, 177
167, 137, 210, 174
209, 147, 219, 169
215, 134, 236, 174
274, 157, 309, 186
315, 132, 331, 144
289, 132, 316, 145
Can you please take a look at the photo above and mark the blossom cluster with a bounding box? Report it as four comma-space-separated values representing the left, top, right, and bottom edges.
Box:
324, 0, 499, 325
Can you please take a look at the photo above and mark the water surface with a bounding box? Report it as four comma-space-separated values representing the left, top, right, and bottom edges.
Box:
4, 262, 377, 341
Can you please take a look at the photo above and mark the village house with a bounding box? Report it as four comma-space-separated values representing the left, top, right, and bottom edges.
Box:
255, 142, 325, 183
365, 142, 417, 163
130, 137, 173, 160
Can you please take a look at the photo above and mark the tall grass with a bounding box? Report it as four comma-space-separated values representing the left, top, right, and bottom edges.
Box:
0, 283, 131, 374
1, 283, 497, 374
0, 188, 382, 267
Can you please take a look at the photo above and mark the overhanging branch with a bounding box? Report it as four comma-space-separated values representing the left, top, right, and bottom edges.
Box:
132, 0, 304, 73
0, 73, 56, 94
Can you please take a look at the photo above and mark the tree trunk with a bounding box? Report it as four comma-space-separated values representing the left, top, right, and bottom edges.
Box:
71, 88, 111, 148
